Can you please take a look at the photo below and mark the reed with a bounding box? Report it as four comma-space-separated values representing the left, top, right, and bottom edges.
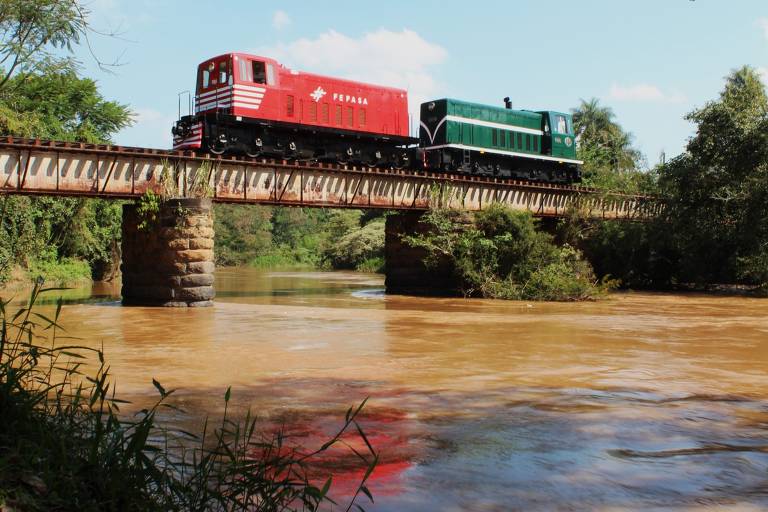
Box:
0, 282, 377, 511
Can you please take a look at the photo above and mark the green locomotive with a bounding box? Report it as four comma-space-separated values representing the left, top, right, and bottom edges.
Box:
419, 98, 582, 182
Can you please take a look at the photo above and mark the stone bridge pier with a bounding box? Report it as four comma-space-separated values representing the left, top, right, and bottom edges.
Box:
121, 198, 215, 307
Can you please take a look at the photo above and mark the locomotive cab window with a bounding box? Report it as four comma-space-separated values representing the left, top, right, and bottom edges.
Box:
218, 61, 228, 85
252, 61, 266, 84
556, 115, 567, 133
200, 68, 210, 89
200, 61, 215, 89
237, 58, 249, 82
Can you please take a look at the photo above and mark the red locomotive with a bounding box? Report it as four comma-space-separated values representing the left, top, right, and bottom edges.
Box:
172, 53, 416, 166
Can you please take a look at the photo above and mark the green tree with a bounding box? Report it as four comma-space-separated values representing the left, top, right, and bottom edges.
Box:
572, 98, 647, 191
0, 0, 131, 284
326, 218, 385, 271
213, 204, 273, 266
1, 67, 131, 141
659, 65, 768, 286
0, 0, 110, 91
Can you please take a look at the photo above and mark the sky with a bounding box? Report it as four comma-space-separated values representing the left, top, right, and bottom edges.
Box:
74, 0, 768, 167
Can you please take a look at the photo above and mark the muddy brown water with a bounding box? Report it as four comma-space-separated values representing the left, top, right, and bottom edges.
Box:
7, 268, 768, 510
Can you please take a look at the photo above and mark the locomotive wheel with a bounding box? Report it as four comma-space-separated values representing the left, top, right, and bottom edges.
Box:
337, 147, 354, 165
284, 141, 298, 158
246, 138, 263, 158
208, 140, 226, 155
367, 150, 383, 167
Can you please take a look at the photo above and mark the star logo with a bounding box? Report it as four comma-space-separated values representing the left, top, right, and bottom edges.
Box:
310, 86, 326, 102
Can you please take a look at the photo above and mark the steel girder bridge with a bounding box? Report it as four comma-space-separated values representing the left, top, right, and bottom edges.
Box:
0, 137, 660, 218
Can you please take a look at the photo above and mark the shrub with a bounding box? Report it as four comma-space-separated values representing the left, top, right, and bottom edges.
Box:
355, 256, 385, 274
515, 245, 609, 301
327, 219, 385, 270
25, 256, 91, 286
404, 204, 612, 301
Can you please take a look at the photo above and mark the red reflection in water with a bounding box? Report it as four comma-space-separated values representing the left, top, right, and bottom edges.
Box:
252, 407, 416, 502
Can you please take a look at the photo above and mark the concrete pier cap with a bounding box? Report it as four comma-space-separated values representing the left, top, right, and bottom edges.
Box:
121, 197, 215, 307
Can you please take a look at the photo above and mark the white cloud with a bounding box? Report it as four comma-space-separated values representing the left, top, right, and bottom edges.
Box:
272, 10, 291, 30
132, 108, 165, 123
758, 67, 768, 88
608, 83, 686, 104
116, 107, 176, 149
85, 0, 155, 30
758, 17, 768, 40
257, 29, 447, 120
755, 19, 768, 87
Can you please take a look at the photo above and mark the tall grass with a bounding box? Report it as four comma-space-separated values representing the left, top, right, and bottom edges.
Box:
0, 283, 378, 511
26, 256, 92, 286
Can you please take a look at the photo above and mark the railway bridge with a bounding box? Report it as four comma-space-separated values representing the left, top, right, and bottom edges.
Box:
0, 138, 661, 305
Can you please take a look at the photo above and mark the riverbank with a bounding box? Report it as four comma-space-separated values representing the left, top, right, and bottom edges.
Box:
3, 261, 764, 303
0, 259, 92, 291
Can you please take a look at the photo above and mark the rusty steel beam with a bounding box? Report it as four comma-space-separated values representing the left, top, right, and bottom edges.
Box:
0, 137, 663, 219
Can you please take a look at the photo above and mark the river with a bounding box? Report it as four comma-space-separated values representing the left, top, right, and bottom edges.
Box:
9, 268, 768, 510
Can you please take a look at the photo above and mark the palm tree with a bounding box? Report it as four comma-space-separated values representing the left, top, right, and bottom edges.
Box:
572, 98, 640, 172
572, 98, 616, 144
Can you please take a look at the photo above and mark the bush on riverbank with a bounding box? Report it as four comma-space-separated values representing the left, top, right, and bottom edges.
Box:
326, 219, 385, 272
26, 257, 92, 286
0, 258, 93, 291
0, 284, 377, 511
404, 205, 613, 301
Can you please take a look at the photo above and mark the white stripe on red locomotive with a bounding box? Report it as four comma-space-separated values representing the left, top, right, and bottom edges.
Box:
172, 122, 203, 150
196, 84, 266, 113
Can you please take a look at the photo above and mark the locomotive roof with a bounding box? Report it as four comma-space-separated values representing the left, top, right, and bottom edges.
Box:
199, 53, 408, 95
425, 98, 546, 119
